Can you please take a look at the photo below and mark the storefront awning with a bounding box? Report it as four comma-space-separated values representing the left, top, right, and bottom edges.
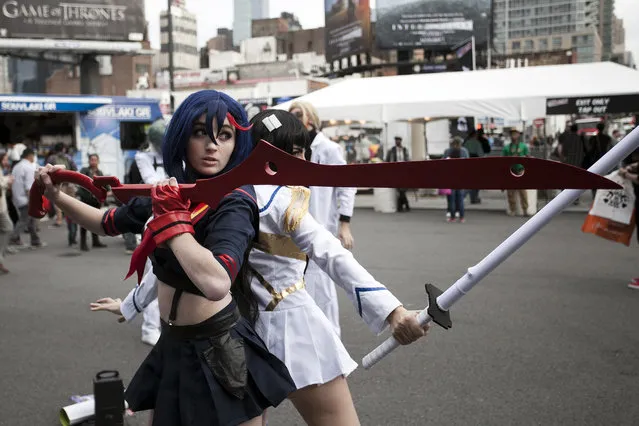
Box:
0, 95, 112, 113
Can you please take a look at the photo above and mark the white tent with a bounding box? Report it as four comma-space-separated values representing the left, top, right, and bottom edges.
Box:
275, 62, 639, 122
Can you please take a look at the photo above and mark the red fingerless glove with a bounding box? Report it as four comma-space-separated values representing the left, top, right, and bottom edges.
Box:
151, 183, 190, 217
146, 211, 194, 246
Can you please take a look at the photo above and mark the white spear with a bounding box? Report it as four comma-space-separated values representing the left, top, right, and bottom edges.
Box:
362, 124, 639, 369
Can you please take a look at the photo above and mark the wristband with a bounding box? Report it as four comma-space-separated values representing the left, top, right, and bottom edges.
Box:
339, 215, 351, 223
147, 211, 194, 246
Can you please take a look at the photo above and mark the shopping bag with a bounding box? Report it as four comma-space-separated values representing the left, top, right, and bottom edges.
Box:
582, 171, 635, 246
588, 171, 635, 225
581, 211, 635, 246
438, 188, 452, 196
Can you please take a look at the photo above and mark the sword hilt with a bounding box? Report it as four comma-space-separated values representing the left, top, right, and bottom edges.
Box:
362, 284, 451, 370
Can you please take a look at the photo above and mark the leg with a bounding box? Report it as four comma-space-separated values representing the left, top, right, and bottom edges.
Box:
455, 190, 465, 220
519, 189, 529, 215
80, 227, 89, 251
9, 206, 28, 244
289, 376, 360, 426
92, 232, 107, 248
400, 189, 410, 210
0, 211, 12, 271
395, 189, 403, 212
506, 190, 517, 215
446, 194, 453, 219
26, 212, 40, 246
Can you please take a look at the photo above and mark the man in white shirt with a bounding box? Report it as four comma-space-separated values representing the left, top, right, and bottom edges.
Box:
9, 149, 44, 248
289, 101, 357, 337
133, 119, 167, 346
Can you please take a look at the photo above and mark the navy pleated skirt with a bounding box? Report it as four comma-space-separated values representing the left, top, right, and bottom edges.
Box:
124, 301, 296, 426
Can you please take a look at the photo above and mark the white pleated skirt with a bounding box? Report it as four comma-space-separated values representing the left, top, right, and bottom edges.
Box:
255, 299, 358, 390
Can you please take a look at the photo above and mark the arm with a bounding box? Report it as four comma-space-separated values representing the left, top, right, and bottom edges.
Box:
326, 144, 357, 247
278, 187, 401, 334
165, 184, 257, 301
120, 259, 158, 321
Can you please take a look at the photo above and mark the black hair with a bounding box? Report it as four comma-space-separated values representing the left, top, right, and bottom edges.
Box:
21, 148, 34, 159
249, 109, 312, 155
596, 122, 605, 132
88, 153, 99, 161
570, 124, 578, 132
229, 109, 312, 324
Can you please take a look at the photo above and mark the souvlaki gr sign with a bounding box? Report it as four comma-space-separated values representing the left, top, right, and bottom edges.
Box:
0, 0, 145, 42
87, 105, 152, 120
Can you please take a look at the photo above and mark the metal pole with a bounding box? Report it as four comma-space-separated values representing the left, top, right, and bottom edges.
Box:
487, 27, 491, 69
167, 0, 175, 112
471, 36, 476, 70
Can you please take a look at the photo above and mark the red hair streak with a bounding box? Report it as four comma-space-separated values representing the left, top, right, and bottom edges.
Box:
226, 113, 252, 132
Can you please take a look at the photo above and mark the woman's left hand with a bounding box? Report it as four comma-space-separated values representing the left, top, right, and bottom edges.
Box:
388, 306, 430, 345
151, 177, 190, 216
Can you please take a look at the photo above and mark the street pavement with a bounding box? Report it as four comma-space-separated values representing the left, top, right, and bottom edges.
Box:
0, 207, 638, 426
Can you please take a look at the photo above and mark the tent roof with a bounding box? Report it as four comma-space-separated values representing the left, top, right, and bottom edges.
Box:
275, 62, 639, 122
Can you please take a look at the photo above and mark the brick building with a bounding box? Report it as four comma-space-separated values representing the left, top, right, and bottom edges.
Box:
46, 42, 155, 96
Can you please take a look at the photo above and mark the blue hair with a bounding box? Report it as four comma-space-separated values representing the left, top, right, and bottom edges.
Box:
162, 90, 253, 183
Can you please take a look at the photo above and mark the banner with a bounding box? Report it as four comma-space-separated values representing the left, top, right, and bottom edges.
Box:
546, 94, 639, 115
375, 0, 491, 50
325, 0, 371, 62
0, 0, 145, 42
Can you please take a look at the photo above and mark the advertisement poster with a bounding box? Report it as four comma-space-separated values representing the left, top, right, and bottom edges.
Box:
324, 0, 371, 62
0, 0, 145, 41
375, 0, 491, 49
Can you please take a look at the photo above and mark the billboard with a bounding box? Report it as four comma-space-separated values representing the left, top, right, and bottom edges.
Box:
325, 0, 371, 62
0, 0, 145, 42
375, 0, 491, 50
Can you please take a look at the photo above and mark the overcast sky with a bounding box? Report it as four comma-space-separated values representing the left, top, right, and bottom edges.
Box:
144, 0, 638, 62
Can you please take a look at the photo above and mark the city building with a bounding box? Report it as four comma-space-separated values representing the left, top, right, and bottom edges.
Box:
492, 0, 604, 64
207, 28, 235, 52
598, 0, 614, 60
160, 3, 199, 70
233, 0, 270, 46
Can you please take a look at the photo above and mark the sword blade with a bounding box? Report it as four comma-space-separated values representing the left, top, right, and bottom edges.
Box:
112, 140, 619, 207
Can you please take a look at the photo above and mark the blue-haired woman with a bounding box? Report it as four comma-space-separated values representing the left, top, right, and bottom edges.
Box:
34, 90, 296, 426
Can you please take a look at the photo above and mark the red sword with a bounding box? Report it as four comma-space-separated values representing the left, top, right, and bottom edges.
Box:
28, 140, 619, 218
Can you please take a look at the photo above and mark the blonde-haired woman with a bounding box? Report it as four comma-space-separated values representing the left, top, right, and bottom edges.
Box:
288, 101, 356, 337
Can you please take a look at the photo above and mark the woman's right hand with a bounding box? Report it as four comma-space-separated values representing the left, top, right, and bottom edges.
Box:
90, 297, 125, 323
35, 164, 66, 200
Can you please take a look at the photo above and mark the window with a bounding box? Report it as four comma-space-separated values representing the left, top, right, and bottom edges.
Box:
524, 39, 534, 51
512, 41, 521, 51
539, 38, 548, 50
552, 37, 563, 48
136, 64, 149, 75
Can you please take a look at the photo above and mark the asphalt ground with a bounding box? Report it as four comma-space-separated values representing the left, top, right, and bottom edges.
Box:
0, 208, 637, 426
